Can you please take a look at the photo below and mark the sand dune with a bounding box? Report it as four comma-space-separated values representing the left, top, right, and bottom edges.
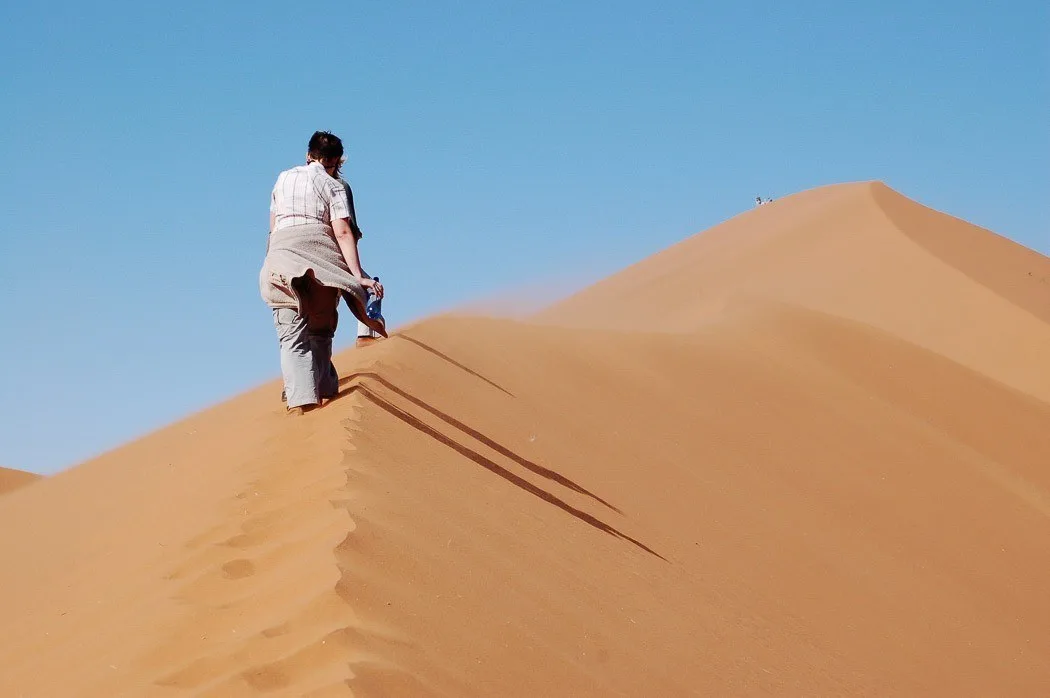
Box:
0, 466, 40, 496
541, 182, 1050, 401
1, 182, 1048, 696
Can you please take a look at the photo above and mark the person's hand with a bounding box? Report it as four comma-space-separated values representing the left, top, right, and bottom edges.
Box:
361, 276, 384, 300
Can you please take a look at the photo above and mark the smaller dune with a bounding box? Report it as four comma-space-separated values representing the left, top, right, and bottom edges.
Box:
0, 467, 41, 496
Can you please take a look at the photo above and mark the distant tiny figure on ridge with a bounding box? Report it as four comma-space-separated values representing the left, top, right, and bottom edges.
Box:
260, 130, 386, 415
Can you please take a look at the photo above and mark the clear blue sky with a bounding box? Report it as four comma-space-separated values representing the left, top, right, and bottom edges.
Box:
2, 1, 1047, 474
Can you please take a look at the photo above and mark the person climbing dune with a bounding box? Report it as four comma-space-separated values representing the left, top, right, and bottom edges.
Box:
260, 130, 386, 415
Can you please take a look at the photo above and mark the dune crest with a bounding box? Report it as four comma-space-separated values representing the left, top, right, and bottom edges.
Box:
541, 181, 1050, 401
1, 183, 1048, 696
0, 466, 41, 496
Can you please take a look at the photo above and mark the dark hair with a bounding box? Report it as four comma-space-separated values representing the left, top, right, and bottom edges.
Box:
307, 131, 343, 162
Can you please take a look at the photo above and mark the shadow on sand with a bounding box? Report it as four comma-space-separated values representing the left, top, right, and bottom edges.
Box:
334, 372, 663, 561
393, 333, 514, 397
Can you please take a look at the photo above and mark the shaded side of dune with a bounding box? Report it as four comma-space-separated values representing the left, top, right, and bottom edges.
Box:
871, 182, 1050, 324
0, 466, 41, 496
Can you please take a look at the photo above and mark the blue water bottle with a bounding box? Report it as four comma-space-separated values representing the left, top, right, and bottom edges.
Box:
366, 275, 383, 321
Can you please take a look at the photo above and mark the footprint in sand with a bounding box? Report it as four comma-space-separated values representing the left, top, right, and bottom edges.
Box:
221, 559, 256, 579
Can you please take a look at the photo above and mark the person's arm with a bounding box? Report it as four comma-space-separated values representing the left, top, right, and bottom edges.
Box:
327, 177, 383, 298
333, 218, 384, 299
269, 210, 276, 234
332, 217, 365, 277
342, 179, 364, 240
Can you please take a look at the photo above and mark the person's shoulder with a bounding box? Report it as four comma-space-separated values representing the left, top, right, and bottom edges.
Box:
306, 168, 344, 200
276, 163, 309, 180
305, 164, 337, 184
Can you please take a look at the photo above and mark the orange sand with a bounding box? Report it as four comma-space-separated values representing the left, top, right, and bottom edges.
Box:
0, 182, 1047, 696
0, 466, 40, 496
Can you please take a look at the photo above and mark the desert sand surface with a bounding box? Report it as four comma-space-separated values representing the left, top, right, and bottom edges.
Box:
1, 181, 1048, 696
0, 466, 40, 496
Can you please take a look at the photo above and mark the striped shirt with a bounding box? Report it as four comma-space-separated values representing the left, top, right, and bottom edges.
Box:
270, 161, 351, 231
